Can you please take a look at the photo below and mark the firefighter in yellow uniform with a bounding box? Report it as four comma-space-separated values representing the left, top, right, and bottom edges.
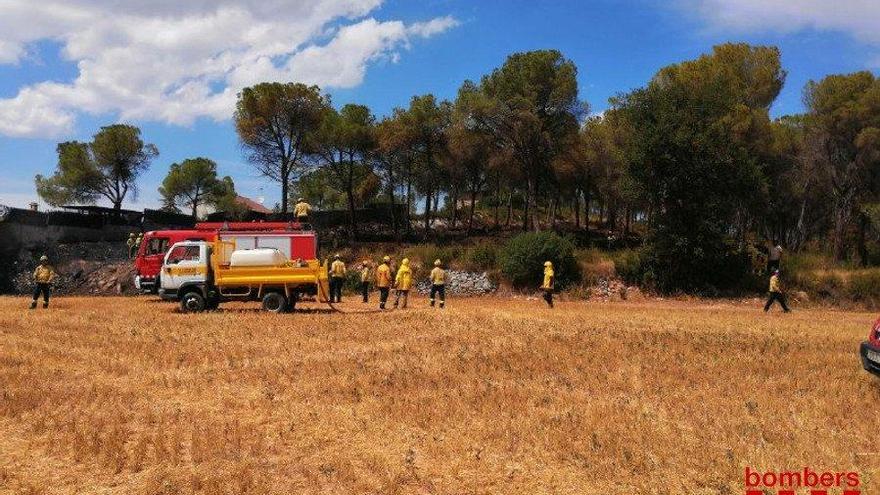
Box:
359, 261, 371, 303
30, 255, 56, 309
376, 256, 392, 310
294, 198, 311, 224
393, 258, 413, 309
329, 254, 346, 303
541, 261, 555, 308
429, 259, 446, 308
126, 233, 137, 258
764, 268, 790, 313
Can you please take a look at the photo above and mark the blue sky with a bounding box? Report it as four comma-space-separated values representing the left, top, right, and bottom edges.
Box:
0, 0, 877, 210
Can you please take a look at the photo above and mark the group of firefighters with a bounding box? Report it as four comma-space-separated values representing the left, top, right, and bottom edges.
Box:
327, 254, 450, 310
324, 254, 556, 310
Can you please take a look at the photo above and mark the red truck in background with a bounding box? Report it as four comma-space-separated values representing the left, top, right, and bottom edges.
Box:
133, 222, 317, 293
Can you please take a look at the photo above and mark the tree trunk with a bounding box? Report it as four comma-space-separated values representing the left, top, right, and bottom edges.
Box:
280, 167, 289, 215
468, 188, 478, 235
583, 189, 591, 233
574, 192, 580, 228
424, 190, 431, 233
523, 177, 534, 231
505, 191, 513, 228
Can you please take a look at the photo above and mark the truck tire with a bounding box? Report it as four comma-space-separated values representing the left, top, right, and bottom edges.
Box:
180, 291, 206, 313
262, 292, 288, 313
151, 275, 161, 295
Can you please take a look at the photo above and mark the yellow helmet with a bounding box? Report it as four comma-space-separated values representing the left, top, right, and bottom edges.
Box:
40, 255, 49, 262
334, 253, 340, 259
434, 259, 441, 266
401, 258, 410, 266
383, 255, 390, 262
544, 261, 553, 267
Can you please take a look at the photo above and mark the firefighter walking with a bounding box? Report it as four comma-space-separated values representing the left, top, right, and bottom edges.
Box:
429, 259, 446, 308
329, 254, 346, 303
359, 261, 371, 303
30, 255, 56, 309
376, 256, 392, 310
393, 258, 412, 309
764, 268, 791, 313
541, 261, 555, 308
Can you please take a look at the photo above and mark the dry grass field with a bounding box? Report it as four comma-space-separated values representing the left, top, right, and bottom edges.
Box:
1, 295, 878, 494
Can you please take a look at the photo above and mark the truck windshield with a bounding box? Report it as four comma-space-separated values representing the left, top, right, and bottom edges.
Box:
166, 245, 201, 264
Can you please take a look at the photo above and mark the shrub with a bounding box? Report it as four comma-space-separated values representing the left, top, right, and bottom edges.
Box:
404, 244, 462, 268
466, 243, 498, 271
847, 270, 880, 304
499, 231, 580, 288
609, 249, 643, 285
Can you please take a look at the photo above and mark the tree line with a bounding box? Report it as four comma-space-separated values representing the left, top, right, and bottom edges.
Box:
35, 43, 880, 292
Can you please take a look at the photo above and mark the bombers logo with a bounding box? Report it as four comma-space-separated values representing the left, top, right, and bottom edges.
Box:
745, 467, 860, 495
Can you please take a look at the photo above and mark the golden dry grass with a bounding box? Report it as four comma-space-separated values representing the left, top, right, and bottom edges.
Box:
1, 295, 879, 494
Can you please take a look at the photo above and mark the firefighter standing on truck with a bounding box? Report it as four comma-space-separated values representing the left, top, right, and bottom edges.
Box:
30, 255, 56, 309
541, 261, 555, 308
393, 258, 412, 309
359, 261, 371, 303
376, 256, 392, 310
429, 259, 446, 308
329, 254, 346, 303
294, 198, 311, 224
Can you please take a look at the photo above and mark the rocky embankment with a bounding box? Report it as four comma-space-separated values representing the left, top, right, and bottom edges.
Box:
9, 242, 138, 296
415, 270, 496, 296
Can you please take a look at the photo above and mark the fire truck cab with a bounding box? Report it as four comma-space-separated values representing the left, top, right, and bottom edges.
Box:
159, 240, 330, 313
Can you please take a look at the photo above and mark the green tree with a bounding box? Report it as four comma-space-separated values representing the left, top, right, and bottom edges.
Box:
396, 94, 452, 234
35, 124, 158, 210
312, 103, 377, 233
802, 72, 880, 261
158, 157, 224, 218
448, 82, 494, 234
234, 82, 329, 214
614, 43, 785, 293
469, 50, 586, 230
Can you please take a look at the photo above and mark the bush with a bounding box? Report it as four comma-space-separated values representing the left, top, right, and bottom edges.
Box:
465, 243, 498, 271
847, 270, 880, 304
403, 244, 462, 268
609, 249, 643, 285
499, 231, 580, 288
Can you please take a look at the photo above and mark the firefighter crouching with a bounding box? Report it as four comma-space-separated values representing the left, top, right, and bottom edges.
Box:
30, 255, 56, 309
429, 259, 446, 308
376, 256, 392, 310
541, 261, 555, 308
329, 254, 346, 303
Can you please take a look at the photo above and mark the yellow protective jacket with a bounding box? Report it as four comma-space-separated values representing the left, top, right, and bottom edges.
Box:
395, 261, 413, 290
375, 263, 391, 288
34, 265, 55, 284
542, 268, 555, 290
769, 274, 781, 293
330, 260, 346, 278
430, 267, 446, 285
294, 202, 311, 218
360, 267, 370, 283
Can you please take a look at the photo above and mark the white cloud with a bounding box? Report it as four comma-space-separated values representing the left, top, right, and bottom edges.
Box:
0, 0, 457, 138
684, 0, 880, 45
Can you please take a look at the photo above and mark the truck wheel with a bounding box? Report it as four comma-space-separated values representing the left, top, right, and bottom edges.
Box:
180, 291, 206, 313
151, 276, 161, 295
262, 292, 288, 313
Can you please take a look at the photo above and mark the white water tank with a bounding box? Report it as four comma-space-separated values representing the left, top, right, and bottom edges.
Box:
229, 248, 287, 267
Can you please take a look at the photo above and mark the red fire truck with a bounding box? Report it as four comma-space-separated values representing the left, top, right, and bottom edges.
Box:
133, 222, 316, 293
